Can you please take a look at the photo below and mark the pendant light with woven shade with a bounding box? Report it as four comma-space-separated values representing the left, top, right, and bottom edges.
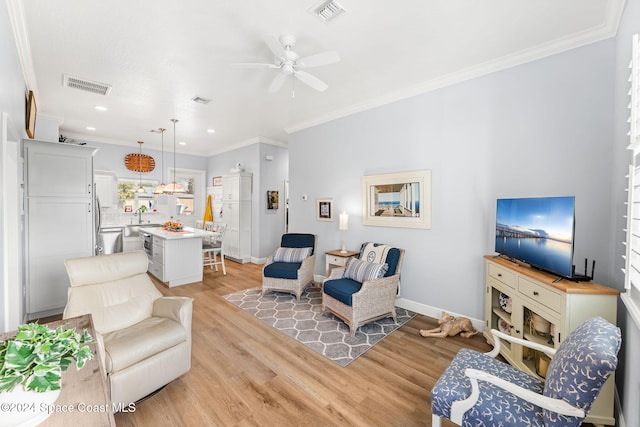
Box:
135, 141, 146, 193
152, 128, 167, 194
164, 118, 186, 194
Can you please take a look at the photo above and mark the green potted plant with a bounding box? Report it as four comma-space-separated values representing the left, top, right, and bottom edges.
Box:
0, 323, 94, 425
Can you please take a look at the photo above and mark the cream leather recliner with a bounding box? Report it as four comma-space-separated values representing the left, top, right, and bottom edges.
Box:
63, 250, 193, 407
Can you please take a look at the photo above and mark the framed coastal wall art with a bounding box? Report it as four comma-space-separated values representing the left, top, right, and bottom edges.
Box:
317, 198, 333, 221
362, 169, 431, 229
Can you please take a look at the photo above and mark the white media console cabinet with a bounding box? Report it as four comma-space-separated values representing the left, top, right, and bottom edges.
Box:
483, 255, 619, 426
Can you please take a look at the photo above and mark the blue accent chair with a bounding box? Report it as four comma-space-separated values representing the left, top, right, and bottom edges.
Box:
262, 233, 317, 300
431, 316, 621, 427
322, 243, 404, 336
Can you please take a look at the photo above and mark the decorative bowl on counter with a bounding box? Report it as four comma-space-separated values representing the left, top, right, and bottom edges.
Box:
163, 221, 183, 232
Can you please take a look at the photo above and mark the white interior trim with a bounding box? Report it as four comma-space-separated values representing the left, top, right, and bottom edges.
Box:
5, 0, 37, 95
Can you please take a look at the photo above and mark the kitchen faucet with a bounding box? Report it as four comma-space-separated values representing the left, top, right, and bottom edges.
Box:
134, 207, 144, 224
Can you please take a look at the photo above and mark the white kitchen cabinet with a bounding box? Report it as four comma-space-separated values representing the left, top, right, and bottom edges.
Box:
144, 229, 203, 287
483, 256, 619, 426
95, 170, 118, 209
222, 173, 251, 202
24, 140, 97, 318
222, 173, 252, 263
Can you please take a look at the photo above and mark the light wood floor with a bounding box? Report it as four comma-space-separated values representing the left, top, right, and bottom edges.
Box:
109, 259, 491, 427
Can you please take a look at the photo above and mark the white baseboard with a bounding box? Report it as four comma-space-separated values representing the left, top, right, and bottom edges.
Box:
250, 256, 266, 265
395, 297, 485, 332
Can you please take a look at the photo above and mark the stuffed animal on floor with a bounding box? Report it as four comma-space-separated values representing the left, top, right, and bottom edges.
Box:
419, 311, 478, 338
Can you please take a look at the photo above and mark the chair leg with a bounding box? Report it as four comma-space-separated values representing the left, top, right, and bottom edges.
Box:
220, 249, 226, 275
431, 415, 442, 427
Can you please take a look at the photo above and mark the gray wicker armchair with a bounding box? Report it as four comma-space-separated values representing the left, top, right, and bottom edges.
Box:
262, 233, 317, 300
322, 243, 404, 336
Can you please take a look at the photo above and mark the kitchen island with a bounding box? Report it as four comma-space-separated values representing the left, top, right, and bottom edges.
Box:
140, 226, 212, 287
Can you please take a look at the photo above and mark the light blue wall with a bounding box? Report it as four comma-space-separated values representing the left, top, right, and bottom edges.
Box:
290, 38, 615, 321
258, 144, 288, 257
206, 142, 288, 258
88, 141, 208, 183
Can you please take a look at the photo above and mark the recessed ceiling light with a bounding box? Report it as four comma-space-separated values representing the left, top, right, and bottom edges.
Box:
86, 126, 96, 131
178, 141, 187, 146
94, 105, 108, 111
207, 129, 216, 134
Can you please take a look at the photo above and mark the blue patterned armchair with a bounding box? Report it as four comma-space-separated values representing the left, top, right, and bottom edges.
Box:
262, 233, 317, 301
322, 242, 404, 336
431, 316, 621, 427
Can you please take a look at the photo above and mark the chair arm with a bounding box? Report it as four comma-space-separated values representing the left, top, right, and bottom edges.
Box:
449, 368, 585, 424
153, 297, 194, 327
324, 267, 345, 282
297, 254, 316, 281
486, 329, 556, 358
354, 274, 399, 299
264, 255, 274, 267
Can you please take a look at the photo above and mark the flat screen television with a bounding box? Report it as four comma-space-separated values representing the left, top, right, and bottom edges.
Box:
495, 196, 575, 279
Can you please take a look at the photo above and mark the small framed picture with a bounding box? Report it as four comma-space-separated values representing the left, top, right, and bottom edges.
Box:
26, 90, 37, 139
317, 198, 333, 221
212, 176, 223, 186
124, 205, 133, 213
267, 190, 279, 210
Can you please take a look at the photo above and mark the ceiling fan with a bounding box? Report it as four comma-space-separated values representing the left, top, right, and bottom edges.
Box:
234, 34, 340, 93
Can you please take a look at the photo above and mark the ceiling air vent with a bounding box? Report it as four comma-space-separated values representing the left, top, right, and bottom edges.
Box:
191, 96, 211, 104
63, 74, 112, 96
310, 0, 346, 23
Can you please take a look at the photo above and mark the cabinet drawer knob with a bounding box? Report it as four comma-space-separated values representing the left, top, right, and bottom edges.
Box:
497, 273, 502, 277
533, 291, 539, 296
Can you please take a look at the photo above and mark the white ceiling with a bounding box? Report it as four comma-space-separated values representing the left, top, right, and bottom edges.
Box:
13, 0, 625, 156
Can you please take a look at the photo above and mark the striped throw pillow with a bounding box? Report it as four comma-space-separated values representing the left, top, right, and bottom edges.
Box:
273, 247, 312, 263
343, 258, 388, 283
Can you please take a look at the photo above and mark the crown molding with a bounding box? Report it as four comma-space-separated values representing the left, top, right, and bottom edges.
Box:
6, 0, 38, 95
284, 3, 626, 135
63, 131, 287, 158
205, 136, 287, 156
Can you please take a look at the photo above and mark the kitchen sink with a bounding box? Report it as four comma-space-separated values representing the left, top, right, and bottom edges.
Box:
124, 223, 163, 237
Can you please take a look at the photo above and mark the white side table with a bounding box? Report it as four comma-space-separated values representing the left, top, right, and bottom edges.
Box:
325, 249, 359, 276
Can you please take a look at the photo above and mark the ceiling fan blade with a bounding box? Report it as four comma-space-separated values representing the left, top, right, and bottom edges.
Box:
263, 34, 287, 59
268, 73, 288, 93
231, 62, 278, 69
297, 51, 340, 69
293, 70, 328, 92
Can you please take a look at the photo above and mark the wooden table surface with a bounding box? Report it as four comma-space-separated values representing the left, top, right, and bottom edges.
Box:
0, 314, 116, 426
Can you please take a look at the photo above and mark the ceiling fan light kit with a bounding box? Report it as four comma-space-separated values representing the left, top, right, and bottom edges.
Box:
234, 34, 340, 94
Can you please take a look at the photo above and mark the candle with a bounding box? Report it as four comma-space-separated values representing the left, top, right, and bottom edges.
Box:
339, 212, 349, 231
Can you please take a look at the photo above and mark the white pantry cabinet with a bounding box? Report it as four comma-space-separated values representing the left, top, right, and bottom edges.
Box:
222, 173, 251, 263
24, 140, 97, 318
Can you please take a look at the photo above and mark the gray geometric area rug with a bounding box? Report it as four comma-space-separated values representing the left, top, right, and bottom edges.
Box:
223, 286, 416, 367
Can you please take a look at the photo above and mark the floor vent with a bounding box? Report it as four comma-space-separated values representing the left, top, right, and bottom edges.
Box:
63, 74, 112, 96
310, 0, 346, 23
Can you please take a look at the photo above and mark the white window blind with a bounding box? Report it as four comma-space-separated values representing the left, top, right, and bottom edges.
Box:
622, 34, 640, 328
